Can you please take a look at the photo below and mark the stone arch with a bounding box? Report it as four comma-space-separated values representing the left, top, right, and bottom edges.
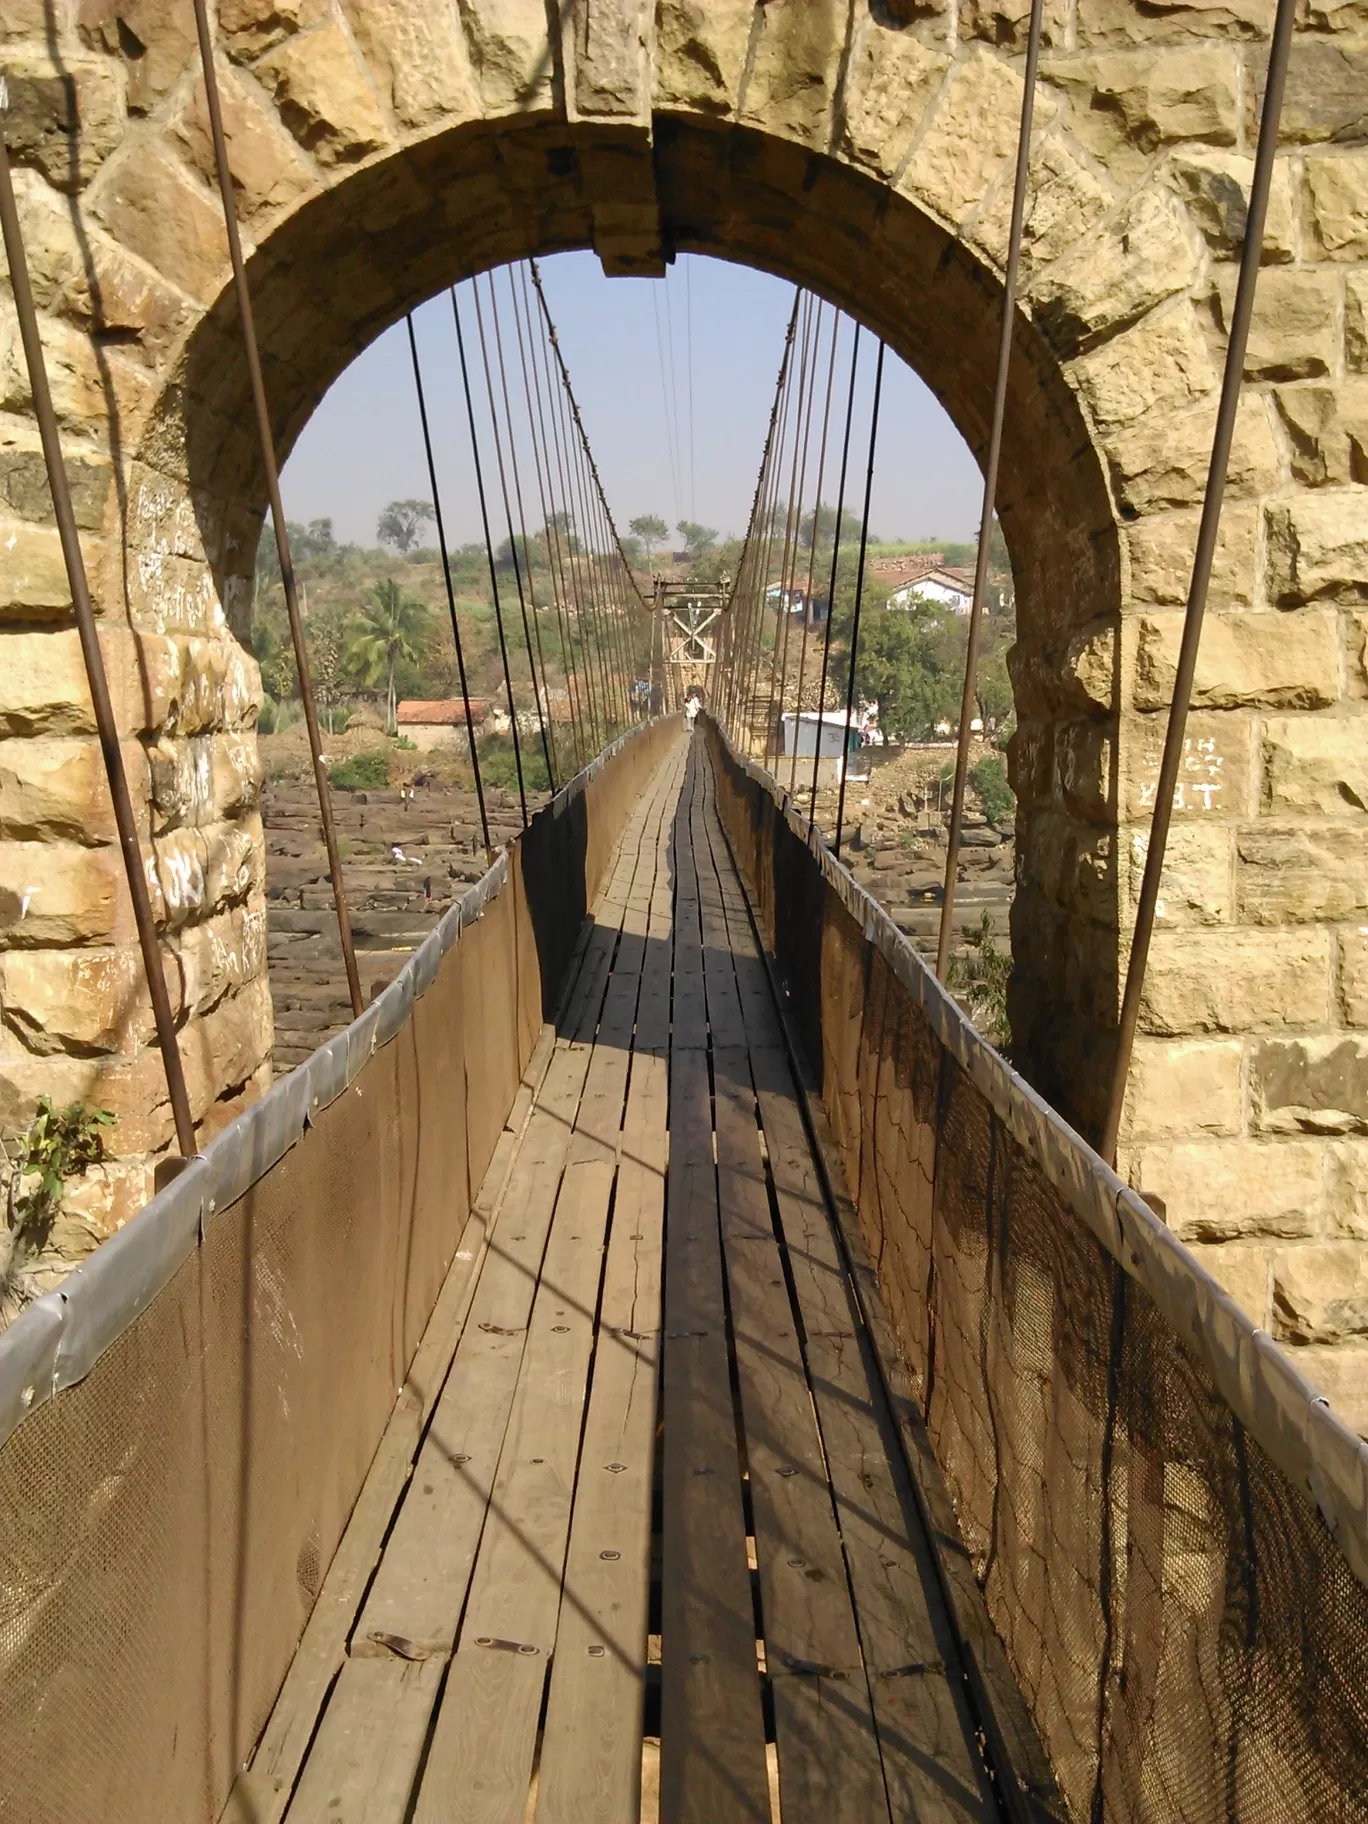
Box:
4, 0, 1367, 1377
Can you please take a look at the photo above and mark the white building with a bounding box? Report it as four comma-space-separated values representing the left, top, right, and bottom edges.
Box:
780, 708, 866, 758
780, 700, 890, 751
888, 566, 974, 614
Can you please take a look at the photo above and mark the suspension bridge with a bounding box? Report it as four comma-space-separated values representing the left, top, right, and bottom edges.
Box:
2, 0, 1368, 1819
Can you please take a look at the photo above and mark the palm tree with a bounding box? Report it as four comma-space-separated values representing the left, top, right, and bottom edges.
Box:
344, 578, 429, 732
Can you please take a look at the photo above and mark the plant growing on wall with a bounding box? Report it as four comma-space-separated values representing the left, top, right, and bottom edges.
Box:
946, 912, 1011, 1053
0, 1099, 115, 1317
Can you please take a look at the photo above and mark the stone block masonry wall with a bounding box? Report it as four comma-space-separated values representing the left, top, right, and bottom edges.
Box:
1083, 56, 1368, 1422
0, 463, 270, 1269
0, 0, 1362, 1410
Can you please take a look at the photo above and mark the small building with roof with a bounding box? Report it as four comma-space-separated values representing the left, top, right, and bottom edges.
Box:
396, 699, 495, 752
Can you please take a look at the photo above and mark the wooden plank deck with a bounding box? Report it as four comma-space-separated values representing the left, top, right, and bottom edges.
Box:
243, 736, 1001, 1824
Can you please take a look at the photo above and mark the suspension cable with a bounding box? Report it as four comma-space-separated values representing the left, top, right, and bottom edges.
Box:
754, 294, 806, 753
513, 263, 588, 772
834, 339, 887, 859
405, 314, 492, 859
750, 301, 805, 738
771, 296, 827, 779
533, 288, 602, 753
810, 324, 862, 826
530, 262, 650, 734
557, 366, 619, 729
653, 280, 683, 526
191, 0, 363, 1021
764, 293, 817, 770
686, 259, 697, 523
935, 0, 1046, 982
451, 283, 528, 828
733, 293, 800, 748
532, 274, 615, 730
788, 306, 841, 797
529, 264, 650, 599
492, 267, 559, 789
471, 274, 553, 798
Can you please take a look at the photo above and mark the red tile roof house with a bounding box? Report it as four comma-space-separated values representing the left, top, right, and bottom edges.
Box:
396, 699, 496, 751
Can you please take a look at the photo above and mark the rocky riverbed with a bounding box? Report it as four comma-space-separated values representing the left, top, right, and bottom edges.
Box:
262, 767, 529, 1073
809, 741, 1015, 960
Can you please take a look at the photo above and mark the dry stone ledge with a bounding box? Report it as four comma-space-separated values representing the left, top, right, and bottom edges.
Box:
0, 0, 1364, 1418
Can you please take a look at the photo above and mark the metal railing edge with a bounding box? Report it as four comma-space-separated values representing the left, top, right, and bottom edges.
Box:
704, 715, 1368, 1590
0, 716, 675, 1457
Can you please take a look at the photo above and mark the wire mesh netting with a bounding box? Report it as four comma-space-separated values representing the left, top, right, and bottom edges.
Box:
708, 718, 1368, 1823
919, 1052, 1368, 1820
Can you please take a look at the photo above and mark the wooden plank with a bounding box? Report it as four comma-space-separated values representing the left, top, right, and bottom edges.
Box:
381, 774, 671, 1824
699, 766, 1065, 1824
754, 1066, 998, 1824
695, 752, 783, 1049
488, 773, 682, 1824
690, 788, 747, 1051
352, 1042, 600, 1659
234, 743, 685, 1824
697, 769, 1002, 1822
284, 1660, 443, 1824
225, 1026, 560, 1824
414, 1150, 621, 1822
659, 1044, 769, 1821
352, 772, 663, 1663
535, 1047, 668, 1824
634, 748, 680, 1054
669, 760, 710, 1058
710, 1043, 889, 1824
413, 1650, 546, 1824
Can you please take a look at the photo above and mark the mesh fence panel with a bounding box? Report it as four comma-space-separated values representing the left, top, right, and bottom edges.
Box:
706, 719, 1368, 1824
0, 719, 677, 1824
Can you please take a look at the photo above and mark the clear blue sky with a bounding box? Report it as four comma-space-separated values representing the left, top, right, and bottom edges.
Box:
279, 252, 984, 551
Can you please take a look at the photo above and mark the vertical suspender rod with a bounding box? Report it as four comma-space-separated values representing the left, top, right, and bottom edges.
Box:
935, 0, 1046, 983
1101, 0, 1297, 1162
190, 0, 363, 1017
0, 123, 198, 1158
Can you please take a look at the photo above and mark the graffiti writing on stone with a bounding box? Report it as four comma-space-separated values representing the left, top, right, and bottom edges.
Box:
1138, 734, 1226, 814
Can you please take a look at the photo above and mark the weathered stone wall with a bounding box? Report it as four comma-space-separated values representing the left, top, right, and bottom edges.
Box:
0, 0, 1365, 1407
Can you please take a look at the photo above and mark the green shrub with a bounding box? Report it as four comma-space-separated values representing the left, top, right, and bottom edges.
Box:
330, 748, 391, 791
946, 912, 1011, 1052
968, 754, 1014, 827
477, 736, 550, 796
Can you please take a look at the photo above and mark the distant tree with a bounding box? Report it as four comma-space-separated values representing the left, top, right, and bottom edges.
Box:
344, 577, 430, 731
307, 603, 350, 734
686, 535, 744, 591
544, 509, 580, 555
254, 619, 296, 704
677, 520, 719, 560
844, 601, 966, 741
630, 514, 669, 564
377, 499, 435, 553
799, 502, 864, 551
297, 518, 335, 558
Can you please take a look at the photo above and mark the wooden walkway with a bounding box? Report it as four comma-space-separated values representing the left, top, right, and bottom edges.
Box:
237, 737, 999, 1824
